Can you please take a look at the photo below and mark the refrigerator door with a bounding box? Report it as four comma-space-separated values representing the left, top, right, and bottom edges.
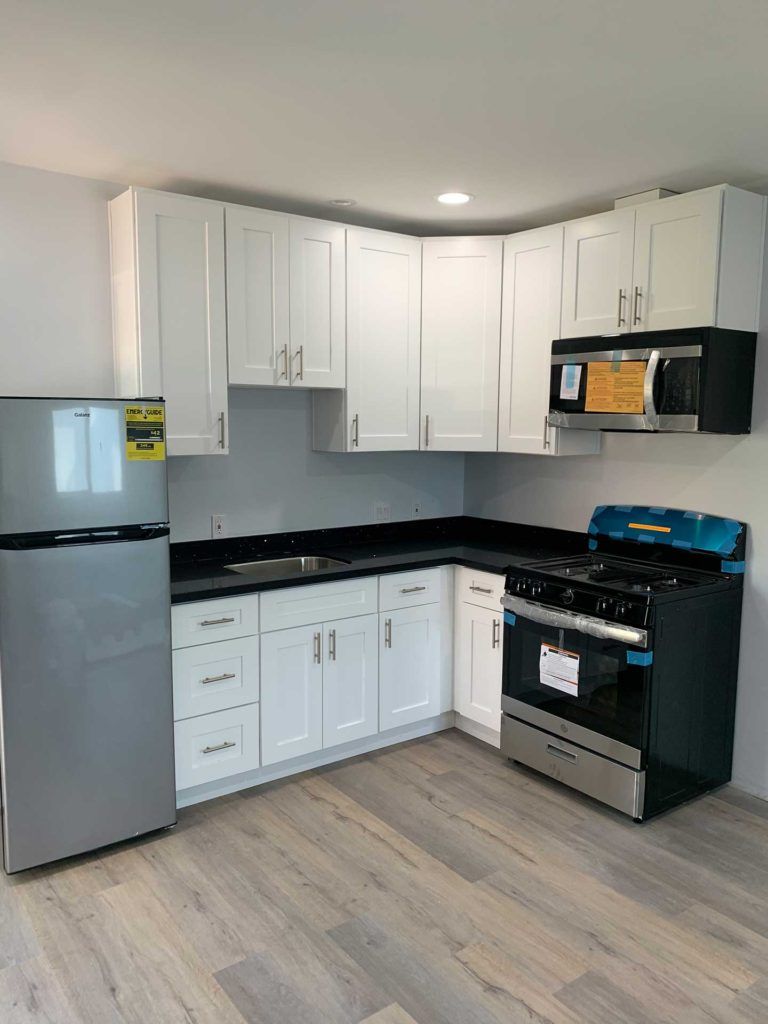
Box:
0, 398, 168, 535
0, 532, 175, 872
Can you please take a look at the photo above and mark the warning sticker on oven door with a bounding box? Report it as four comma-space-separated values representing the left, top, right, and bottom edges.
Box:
539, 643, 580, 695
125, 404, 165, 461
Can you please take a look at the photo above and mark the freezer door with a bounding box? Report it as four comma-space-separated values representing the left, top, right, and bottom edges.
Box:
0, 398, 168, 535
0, 533, 175, 872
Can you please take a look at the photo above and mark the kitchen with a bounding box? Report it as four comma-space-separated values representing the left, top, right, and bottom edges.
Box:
3, 3, 768, 1022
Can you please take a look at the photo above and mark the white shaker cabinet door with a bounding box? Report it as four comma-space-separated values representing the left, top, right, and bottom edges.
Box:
346, 229, 422, 450
322, 614, 379, 749
260, 625, 323, 766
289, 218, 346, 388
111, 189, 229, 455
630, 189, 721, 333
560, 208, 635, 339
420, 237, 502, 451
454, 602, 502, 733
226, 206, 290, 386
379, 604, 442, 730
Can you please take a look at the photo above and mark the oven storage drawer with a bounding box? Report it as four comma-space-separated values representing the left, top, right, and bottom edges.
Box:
500, 715, 645, 818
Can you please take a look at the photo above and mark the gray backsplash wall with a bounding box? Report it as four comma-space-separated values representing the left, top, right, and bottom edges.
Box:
167, 386, 466, 541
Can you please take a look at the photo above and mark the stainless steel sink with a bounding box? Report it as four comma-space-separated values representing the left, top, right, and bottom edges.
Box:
224, 555, 350, 578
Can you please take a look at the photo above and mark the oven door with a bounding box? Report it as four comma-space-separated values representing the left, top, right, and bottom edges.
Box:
501, 596, 652, 768
548, 342, 702, 432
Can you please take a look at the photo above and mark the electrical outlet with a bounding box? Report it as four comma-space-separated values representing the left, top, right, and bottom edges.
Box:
373, 502, 391, 523
211, 514, 227, 538
412, 501, 423, 519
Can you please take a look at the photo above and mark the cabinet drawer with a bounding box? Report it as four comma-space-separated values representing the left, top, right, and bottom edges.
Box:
260, 576, 378, 632
379, 567, 444, 611
173, 635, 260, 721
171, 594, 260, 649
455, 566, 505, 611
175, 704, 260, 790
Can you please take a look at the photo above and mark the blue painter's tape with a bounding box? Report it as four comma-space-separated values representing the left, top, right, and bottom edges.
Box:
721, 560, 745, 574
627, 650, 654, 666
504, 611, 516, 626
588, 538, 597, 550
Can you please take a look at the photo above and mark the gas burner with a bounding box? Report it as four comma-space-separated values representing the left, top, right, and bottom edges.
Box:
522, 554, 705, 598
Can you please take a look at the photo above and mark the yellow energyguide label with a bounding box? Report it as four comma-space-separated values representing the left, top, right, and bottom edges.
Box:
628, 522, 672, 533
125, 404, 165, 461
585, 361, 646, 414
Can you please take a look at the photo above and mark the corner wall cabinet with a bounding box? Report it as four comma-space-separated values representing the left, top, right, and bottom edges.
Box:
109, 188, 229, 456
560, 186, 766, 338
313, 228, 422, 451
420, 237, 503, 451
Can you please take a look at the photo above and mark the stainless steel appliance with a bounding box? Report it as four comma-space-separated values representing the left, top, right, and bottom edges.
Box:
548, 326, 756, 433
501, 505, 745, 820
0, 397, 176, 872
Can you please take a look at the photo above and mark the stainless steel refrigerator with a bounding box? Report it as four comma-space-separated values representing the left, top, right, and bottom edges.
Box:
0, 397, 176, 872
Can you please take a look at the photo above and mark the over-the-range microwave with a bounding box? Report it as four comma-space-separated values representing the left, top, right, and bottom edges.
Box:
548, 326, 756, 434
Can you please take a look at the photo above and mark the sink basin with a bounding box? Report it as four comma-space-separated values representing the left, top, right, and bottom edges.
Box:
224, 555, 350, 579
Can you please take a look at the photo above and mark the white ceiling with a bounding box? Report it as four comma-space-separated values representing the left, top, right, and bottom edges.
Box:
3, 0, 768, 234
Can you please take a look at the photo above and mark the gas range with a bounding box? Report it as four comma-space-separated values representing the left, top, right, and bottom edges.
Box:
506, 553, 728, 628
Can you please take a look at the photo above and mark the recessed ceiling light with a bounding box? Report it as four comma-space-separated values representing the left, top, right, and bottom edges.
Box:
436, 192, 474, 205
330, 198, 356, 207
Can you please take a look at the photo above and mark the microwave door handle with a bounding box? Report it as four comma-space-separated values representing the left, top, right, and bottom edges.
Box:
501, 594, 648, 648
643, 350, 661, 427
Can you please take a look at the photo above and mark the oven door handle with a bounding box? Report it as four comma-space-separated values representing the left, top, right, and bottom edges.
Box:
501, 594, 648, 649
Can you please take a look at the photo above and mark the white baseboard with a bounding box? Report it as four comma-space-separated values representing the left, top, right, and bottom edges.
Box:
454, 711, 501, 749
176, 711, 456, 808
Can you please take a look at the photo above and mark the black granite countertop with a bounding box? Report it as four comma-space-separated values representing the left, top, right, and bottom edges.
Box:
170, 516, 585, 604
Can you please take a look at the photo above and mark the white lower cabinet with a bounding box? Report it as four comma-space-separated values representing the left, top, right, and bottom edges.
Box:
174, 704, 260, 790
323, 614, 379, 748
260, 624, 324, 766
379, 604, 442, 731
454, 602, 503, 733
172, 634, 260, 720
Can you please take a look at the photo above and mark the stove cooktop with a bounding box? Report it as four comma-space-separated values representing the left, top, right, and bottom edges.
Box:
522, 554, 708, 597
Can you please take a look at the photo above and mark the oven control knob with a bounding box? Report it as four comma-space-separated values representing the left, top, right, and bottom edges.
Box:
515, 578, 530, 594
562, 588, 575, 606
530, 581, 544, 598
596, 597, 612, 615
614, 602, 627, 619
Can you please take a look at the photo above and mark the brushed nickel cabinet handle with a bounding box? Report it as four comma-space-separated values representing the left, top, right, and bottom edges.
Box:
543, 414, 550, 450
199, 616, 236, 627
492, 618, 500, 649
633, 286, 642, 326
218, 411, 226, 449
424, 414, 430, 448
200, 672, 237, 685
277, 345, 288, 381
617, 288, 626, 327
384, 618, 392, 648
399, 585, 426, 594
313, 631, 321, 664
202, 740, 236, 755
470, 585, 492, 595
352, 413, 360, 448
293, 344, 304, 381
328, 628, 336, 661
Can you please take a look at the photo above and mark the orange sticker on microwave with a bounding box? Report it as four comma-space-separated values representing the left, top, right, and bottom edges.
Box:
585, 361, 646, 414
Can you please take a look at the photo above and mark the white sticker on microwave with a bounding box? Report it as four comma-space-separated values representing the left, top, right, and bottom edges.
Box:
559, 364, 582, 401
540, 643, 580, 695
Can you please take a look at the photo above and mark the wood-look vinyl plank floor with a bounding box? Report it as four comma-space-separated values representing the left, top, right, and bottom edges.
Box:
2, 728, 767, 1023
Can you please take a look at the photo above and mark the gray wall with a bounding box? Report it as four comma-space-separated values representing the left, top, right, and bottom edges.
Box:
464, 337, 768, 798
167, 386, 465, 540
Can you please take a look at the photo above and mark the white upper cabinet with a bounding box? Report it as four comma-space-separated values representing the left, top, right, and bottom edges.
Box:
313, 229, 421, 452
289, 218, 346, 388
498, 225, 599, 456
560, 208, 636, 338
109, 188, 229, 455
226, 206, 290, 387
420, 237, 503, 451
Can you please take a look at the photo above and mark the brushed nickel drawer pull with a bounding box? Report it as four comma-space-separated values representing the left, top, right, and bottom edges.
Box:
352, 413, 360, 448
399, 585, 427, 594
218, 411, 226, 449
492, 618, 500, 649
328, 628, 336, 661
202, 740, 236, 755
200, 672, 237, 685
313, 631, 321, 664
547, 743, 577, 763
424, 414, 430, 448
470, 585, 493, 595
199, 616, 236, 627
384, 618, 392, 648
